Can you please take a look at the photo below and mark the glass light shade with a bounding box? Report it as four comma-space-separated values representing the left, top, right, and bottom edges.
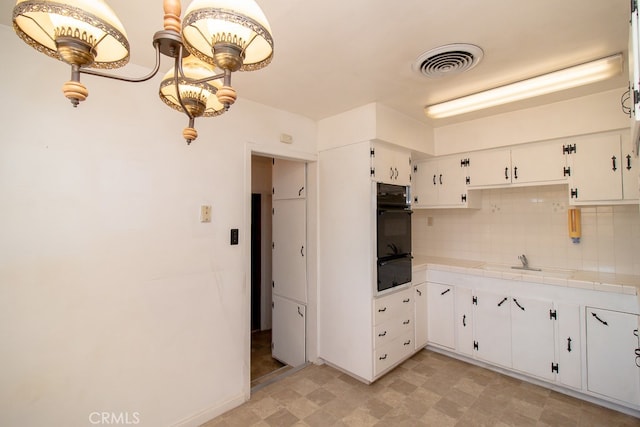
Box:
159, 57, 225, 118
425, 54, 623, 119
13, 0, 129, 68
182, 0, 273, 71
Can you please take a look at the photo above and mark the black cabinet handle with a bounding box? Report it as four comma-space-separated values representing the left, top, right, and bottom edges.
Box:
379, 354, 388, 360
498, 297, 508, 307
627, 154, 632, 171
403, 298, 410, 303
513, 299, 525, 311
441, 288, 451, 296
395, 168, 399, 179
433, 174, 437, 185
591, 311, 608, 326
505, 167, 509, 180
514, 166, 518, 180
439, 174, 443, 185
390, 167, 394, 179
297, 307, 304, 317
567, 337, 572, 352
463, 314, 466, 327
612, 156, 617, 171
404, 340, 411, 346
416, 289, 422, 296
378, 307, 387, 312
298, 186, 304, 196
300, 245, 304, 257
403, 319, 410, 325
378, 331, 387, 337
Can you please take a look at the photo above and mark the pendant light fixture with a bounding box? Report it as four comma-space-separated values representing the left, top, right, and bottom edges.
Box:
11, 0, 274, 145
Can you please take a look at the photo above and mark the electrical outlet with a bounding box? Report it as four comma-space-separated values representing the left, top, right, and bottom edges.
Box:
200, 205, 212, 223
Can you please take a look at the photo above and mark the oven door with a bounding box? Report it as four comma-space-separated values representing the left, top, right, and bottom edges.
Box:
377, 208, 412, 258
377, 255, 412, 293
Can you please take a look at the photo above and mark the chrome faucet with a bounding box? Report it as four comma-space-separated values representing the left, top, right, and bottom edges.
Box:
518, 254, 529, 268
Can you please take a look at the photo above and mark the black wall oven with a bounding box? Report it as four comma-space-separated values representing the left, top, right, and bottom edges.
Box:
376, 183, 412, 293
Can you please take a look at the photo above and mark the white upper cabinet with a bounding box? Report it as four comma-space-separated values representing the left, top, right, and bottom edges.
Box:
468, 142, 566, 188
567, 134, 623, 204
413, 155, 478, 208
273, 158, 306, 200
371, 142, 411, 186
622, 135, 640, 202
510, 141, 567, 185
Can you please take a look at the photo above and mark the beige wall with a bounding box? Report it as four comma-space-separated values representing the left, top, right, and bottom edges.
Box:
0, 25, 316, 427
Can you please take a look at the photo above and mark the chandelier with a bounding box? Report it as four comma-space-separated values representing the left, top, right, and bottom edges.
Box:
12, 0, 274, 144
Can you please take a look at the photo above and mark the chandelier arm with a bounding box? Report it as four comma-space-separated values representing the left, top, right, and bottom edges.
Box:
79, 41, 163, 83
188, 72, 226, 86
173, 49, 194, 120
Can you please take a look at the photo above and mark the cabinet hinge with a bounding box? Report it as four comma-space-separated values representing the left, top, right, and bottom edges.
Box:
370, 167, 375, 177
272, 301, 274, 309
563, 167, 571, 177
461, 194, 467, 203
551, 363, 559, 374
272, 281, 275, 288
570, 188, 579, 199
562, 144, 577, 155
460, 158, 470, 167
472, 296, 478, 305
465, 176, 471, 185
414, 196, 419, 203
370, 148, 375, 158
549, 309, 557, 320
272, 187, 275, 195
473, 341, 479, 351
413, 165, 418, 173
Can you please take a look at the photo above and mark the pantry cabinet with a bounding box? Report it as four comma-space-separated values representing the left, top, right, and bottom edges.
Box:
586, 307, 640, 407
412, 155, 478, 208
370, 142, 411, 186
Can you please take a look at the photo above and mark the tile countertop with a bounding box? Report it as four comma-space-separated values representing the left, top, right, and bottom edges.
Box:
412, 255, 640, 296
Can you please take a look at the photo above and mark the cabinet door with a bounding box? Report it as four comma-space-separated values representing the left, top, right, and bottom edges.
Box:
510, 141, 566, 185
468, 148, 512, 187
371, 143, 397, 184
455, 287, 474, 356
438, 155, 469, 206
412, 159, 439, 206
394, 149, 412, 187
568, 134, 623, 202
622, 136, 640, 201
427, 282, 455, 349
272, 199, 307, 303
556, 302, 582, 389
272, 295, 306, 367
273, 158, 306, 200
474, 290, 512, 368
511, 296, 555, 381
586, 308, 640, 406
414, 283, 428, 350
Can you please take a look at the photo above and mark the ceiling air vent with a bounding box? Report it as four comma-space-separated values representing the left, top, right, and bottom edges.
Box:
413, 44, 484, 78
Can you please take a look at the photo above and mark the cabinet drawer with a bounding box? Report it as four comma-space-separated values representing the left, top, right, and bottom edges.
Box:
374, 315, 413, 348
374, 288, 413, 325
374, 331, 414, 377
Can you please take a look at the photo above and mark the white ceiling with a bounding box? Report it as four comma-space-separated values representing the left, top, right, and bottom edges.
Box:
3, 0, 631, 126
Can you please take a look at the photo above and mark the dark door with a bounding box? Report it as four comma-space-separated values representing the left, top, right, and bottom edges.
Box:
251, 193, 261, 331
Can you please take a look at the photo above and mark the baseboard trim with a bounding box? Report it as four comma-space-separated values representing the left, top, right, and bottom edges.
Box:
172, 393, 248, 427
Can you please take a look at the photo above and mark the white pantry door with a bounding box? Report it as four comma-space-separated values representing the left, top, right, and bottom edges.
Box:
272, 295, 306, 367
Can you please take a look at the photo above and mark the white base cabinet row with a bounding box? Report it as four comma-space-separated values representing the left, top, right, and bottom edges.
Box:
425, 273, 640, 411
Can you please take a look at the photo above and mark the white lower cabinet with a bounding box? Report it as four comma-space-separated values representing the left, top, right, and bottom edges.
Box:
372, 288, 414, 377
511, 296, 555, 381
556, 302, 582, 389
586, 307, 640, 407
272, 295, 306, 367
473, 289, 512, 368
414, 282, 428, 350
427, 282, 455, 349
455, 287, 474, 356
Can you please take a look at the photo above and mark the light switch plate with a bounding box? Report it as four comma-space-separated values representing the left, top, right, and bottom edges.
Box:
200, 205, 212, 223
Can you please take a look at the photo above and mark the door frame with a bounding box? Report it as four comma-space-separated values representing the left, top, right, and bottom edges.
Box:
243, 143, 318, 397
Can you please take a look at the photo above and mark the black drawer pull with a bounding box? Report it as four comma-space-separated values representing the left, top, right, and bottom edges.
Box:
403, 298, 410, 303
379, 354, 388, 360
498, 297, 508, 307
403, 319, 410, 325
378, 307, 387, 312
378, 331, 387, 337
440, 288, 451, 296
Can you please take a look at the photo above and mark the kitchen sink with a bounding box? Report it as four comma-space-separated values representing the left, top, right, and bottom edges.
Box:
480, 263, 575, 279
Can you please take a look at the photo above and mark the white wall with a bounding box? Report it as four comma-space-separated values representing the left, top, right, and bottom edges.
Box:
434, 89, 629, 155
0, 25, 316, 427
413, 185, 640, 275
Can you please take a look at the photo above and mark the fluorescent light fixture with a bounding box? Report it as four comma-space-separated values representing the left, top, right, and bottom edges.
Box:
424, 54, 623, 119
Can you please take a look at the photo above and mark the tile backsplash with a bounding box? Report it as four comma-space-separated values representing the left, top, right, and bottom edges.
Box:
412, 184, 640, 275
